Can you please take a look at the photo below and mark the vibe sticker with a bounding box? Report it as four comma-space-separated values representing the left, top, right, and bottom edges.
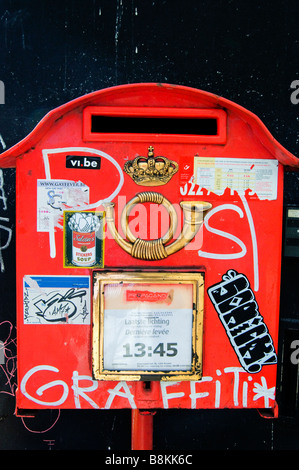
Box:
66, 155, 101, 170
23, 275, 90, 324
207, 270, 277, 373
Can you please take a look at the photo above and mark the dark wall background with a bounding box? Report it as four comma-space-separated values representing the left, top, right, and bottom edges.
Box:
0, 0, 299, 451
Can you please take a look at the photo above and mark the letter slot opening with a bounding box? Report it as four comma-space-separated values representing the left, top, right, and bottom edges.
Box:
91, 116, 218, 135
83, 106, 227, 144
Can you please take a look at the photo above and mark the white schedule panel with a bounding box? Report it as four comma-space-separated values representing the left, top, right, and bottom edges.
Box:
103, 282, 194, 372
194, 157, 278, 200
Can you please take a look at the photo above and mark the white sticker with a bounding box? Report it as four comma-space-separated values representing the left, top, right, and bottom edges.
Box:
288, 209, 299, 218
23, 275, 90, 324
194, 157, 278, 200
37, 179, 89, 232
103, 283, 193, 372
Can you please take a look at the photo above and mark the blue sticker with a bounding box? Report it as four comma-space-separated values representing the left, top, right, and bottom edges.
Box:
23, 275, 90, 324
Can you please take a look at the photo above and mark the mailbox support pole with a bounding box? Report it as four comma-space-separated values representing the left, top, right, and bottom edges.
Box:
131, 409, 154, 450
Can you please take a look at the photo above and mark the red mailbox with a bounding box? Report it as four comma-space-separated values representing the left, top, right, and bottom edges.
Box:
0, 83, 298, 449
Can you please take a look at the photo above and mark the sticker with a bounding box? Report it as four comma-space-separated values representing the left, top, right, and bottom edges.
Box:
37, 179, 90, 232
66, 155, 101, 170
63, 211, 104, 268
179, 156, 194, 184
208, 270, 277, 373
288, 209, 299, 218
194, 157, 278, 200
23, 275, 90, 324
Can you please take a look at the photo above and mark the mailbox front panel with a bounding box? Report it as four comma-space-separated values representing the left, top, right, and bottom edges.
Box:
14, 84, 283, 412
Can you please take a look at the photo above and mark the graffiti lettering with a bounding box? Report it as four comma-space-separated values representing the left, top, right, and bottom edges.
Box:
20, 365, 69, 406
0, 170, 13, 273
197, 203, 248, 260
0, 170, 7, 210
72, 371, 100, 409
104, 381, 137, 409
0, 217, 12, 273
33, 288, 87, 323
208, 270, 277, 373
0, 321, 17, 397
19, 365, 276, 410
181, 181, 259, 291
24, 276, 90, 325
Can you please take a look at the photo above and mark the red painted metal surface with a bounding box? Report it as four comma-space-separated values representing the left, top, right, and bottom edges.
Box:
0, 83, 297, 416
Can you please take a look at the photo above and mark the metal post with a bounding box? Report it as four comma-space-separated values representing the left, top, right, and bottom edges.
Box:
131, 409, 154, 450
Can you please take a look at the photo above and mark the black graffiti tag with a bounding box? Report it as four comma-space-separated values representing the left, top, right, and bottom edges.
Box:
33, 288, 87, 323
208, 270, 277, 373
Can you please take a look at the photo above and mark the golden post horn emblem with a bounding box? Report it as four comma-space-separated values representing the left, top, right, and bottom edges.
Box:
104, 192, 212, 260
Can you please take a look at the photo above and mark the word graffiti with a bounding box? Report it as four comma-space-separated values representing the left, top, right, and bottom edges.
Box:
208, 270, 277, 373
20, 365, 276, 409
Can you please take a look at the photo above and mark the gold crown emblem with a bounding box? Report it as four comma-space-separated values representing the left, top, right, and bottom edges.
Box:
123, 146, 179, 186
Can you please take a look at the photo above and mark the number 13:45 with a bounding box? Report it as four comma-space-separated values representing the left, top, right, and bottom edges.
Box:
122, 342, 178, 357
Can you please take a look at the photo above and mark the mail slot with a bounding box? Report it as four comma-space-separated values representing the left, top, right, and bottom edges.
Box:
0, 83, 298, 448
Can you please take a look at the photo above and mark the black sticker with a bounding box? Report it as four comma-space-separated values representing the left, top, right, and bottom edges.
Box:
66, 155, 101, 170
208, 269, 277, 373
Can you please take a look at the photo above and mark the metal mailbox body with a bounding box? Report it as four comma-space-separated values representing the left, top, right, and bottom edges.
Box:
0, 83, 298, 414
